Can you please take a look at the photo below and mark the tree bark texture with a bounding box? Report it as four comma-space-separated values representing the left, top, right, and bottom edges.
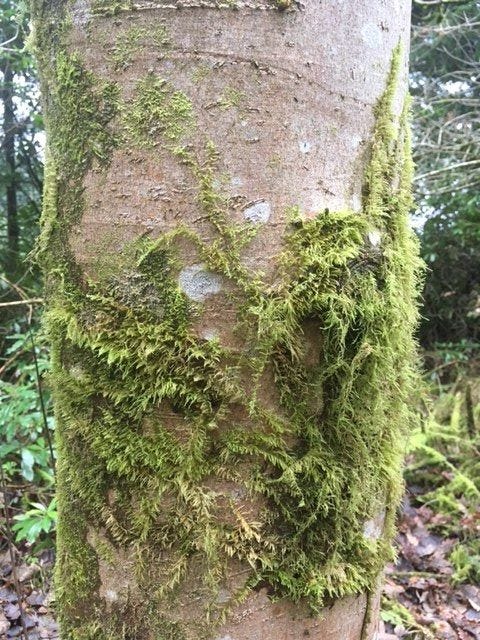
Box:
32, 1, 419, 638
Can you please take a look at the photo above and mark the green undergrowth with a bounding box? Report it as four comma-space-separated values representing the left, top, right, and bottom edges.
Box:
0, 322, 56, 552
32, 5, 422, 636
380, 374, 480, 638
407, 376, 480, 584
381, 596, 435, 639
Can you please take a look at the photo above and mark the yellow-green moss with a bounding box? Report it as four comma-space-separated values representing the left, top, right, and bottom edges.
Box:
275, 0, 292, 9
90, 0, 294, 17
33, 30, 120, 277
110, 25, 171, 70
91, 0, 134, 16
218, 86, 245, 110
124, 74, 194, 146
32, 3, 421, 636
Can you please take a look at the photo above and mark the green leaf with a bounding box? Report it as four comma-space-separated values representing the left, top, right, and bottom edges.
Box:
21, 448, 35, 482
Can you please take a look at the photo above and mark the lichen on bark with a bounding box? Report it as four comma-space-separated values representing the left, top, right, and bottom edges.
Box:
32, 2, 421, 637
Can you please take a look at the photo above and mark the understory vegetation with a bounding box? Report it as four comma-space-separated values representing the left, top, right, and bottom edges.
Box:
381, 359, 480, 638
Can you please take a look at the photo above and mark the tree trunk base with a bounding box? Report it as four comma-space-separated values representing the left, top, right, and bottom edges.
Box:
214, 583, 381, 640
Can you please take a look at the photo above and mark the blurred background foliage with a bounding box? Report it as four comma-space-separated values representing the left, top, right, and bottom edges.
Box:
411, 0, 480, 351
1, 0, 54, 559
0, 0, 42, 285
0, 1, 479, 637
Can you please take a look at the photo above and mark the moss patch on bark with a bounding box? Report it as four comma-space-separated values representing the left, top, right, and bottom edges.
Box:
32, 4, 421, 638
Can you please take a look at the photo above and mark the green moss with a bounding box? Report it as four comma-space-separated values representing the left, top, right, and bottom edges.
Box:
450, 539, 480, 585
110, 25, 170, 70
381, 595, 434, 639
275, 0, 293, 9
124, 74, 194, 146
88, 531, 117, 566
110, 26, 144, 70
192, 65, 212, 83
53, 52, 120, 174
88, 0, 296, 17
33, 40, 120, 277
155, 618, 187, 640
33, 3, 421, 634
218, 86, 245, 110
91, 0, 134, 16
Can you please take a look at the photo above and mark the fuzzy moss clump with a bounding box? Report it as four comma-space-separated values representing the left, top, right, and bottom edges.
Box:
124, 74, 194, 145
33, 4, 421, 635
91, 0, 134, 16
90, 0, 293, 16
33, 44, 120, 277
110, 26, 171, 70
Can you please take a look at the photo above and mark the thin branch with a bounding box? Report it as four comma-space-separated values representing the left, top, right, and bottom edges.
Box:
28, 327, 55, 474
0, 26, 19, 51
0, 272, 35, 301
414, 21, 480, 34
414, 0, 473, 4
417, 178, 480, 197
414, 159, 480, 182
0, 349, 26, 378
0, 298, 44, 308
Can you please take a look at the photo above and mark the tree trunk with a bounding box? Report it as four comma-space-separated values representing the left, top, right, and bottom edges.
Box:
1, 61, 19, 277
32, 1, 418, 638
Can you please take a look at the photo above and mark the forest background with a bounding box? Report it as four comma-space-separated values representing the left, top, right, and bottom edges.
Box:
0, 1, 479, 638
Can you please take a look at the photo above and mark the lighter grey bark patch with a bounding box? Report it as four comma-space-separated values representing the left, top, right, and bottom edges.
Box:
243, 201, 271, 224
351, 194, 362, 212
363, 519, 381, 540
179, 264, 223, 302
363, 509, 386, 540
349, 135, 363, 150
361, 23, 383, 49
367, 230, 382, 247
230, 176, 243, 188
299, 141, 312, 154
69, 365, 85, 380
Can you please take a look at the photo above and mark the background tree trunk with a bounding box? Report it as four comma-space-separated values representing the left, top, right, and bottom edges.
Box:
1, 61, 19, 277
32, 1, 418, 638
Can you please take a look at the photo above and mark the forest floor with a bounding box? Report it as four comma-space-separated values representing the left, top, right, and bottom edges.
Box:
1, 374, 479, 640
1, 494, 479, 640
380, 495, 480, 639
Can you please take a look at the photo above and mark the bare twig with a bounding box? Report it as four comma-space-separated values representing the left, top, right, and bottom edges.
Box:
28, 327, 55, 474
414, 159, 480, 182
0, 298, 44, 308
0, 26, 19, 51
414, 0, 473, 4
0, 349, 26, 378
